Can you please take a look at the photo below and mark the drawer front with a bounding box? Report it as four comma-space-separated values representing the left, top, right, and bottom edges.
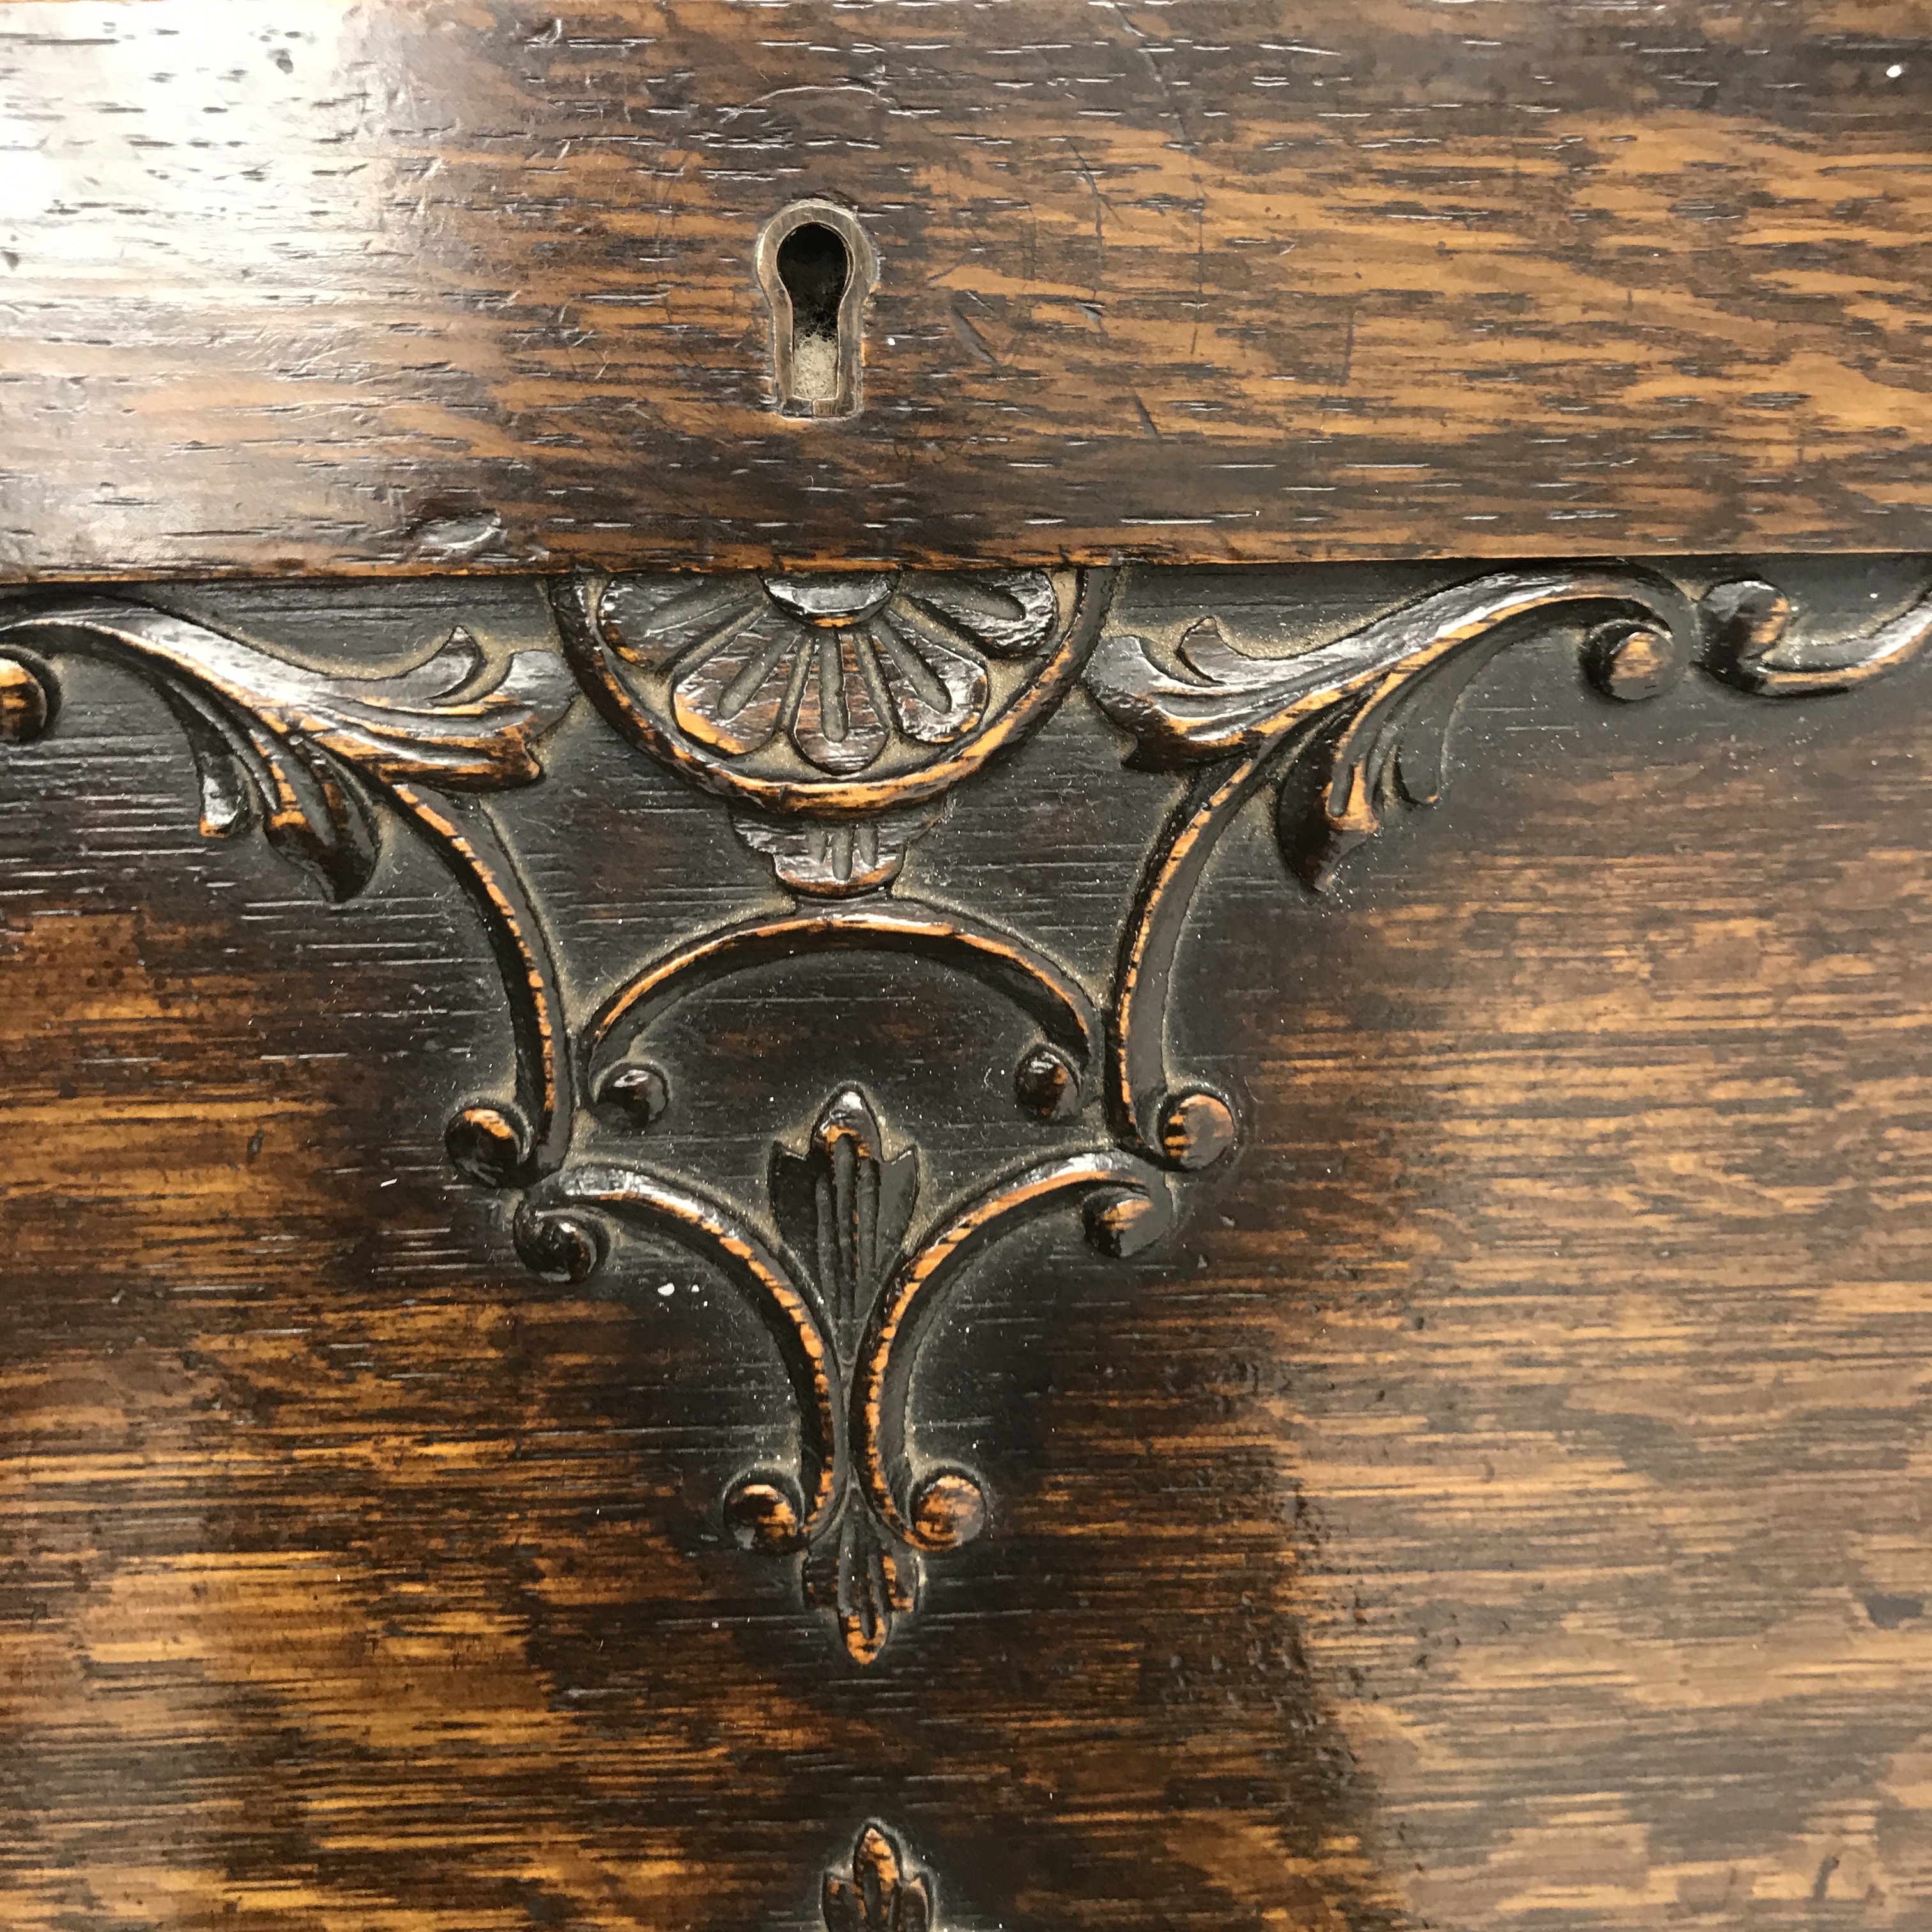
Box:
0, 2, 1928, 576
6, 555, 1932, 1928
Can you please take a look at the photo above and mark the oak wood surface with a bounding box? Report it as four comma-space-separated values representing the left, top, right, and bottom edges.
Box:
4, 1, 1932, 578
3, 564, 1930, 1929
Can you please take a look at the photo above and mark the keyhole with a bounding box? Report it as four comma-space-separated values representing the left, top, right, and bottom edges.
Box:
756, 201, 877, 420
777, 222, 848, 405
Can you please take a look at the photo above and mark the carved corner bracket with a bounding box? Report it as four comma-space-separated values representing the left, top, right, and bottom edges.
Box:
3, 561, 1926, 1669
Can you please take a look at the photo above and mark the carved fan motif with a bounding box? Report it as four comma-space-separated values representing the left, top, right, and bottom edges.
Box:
595, 568, 1058, 774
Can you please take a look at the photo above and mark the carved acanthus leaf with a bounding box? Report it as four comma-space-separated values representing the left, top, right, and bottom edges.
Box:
0, 599, 578, 1183
0, 601, 574, 899
1085, 567, 1697, 767
1087, 566, 1698, 894
770, 1085, 919, 1358
734, 800, 946, 897
7, 602, 567, 780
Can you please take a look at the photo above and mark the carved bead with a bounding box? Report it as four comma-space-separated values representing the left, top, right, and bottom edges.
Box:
1700, 578, 1792, 684
597, 1061, 670, 1126
445, 1104, 532, 1186
1015, 1043, 1081, 1121
512, 1207, 604, 1285
1588, 620, 1678, 702
724, 1478, 804, 1551
911, 1472, 987, 1549
0, 656, 52, 744
1085, 1188, 1165, 1258
1156, 1090, 1236, 1171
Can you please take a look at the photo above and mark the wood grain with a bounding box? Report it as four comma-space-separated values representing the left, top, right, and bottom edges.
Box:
3, 2, 1932, 577
4, 564, 1931, 1927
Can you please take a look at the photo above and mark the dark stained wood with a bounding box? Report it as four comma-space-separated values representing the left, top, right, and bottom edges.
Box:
5, 559, 1932, 1928
4, 2, 1932, 578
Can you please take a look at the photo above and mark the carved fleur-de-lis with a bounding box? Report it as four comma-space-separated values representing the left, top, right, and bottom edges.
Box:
771, 1086, 924, 1662
823, 1823, 933, 1932
524, 1080, 1160, 1665
804, 1503, 919, 1669
771, 1085, 919, 1358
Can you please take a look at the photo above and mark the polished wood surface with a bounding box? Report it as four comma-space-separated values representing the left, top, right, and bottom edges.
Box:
4, 561, 1931, 1928
2, 2, 1931, 578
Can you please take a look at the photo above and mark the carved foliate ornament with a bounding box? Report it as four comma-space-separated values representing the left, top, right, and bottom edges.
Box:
6, 563, 1930, 1671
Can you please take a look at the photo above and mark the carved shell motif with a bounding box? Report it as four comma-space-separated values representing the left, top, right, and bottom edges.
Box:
595, 569, 1058, 774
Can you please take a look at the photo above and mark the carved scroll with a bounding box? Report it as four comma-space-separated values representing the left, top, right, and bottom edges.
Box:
0, 601, 577, 1181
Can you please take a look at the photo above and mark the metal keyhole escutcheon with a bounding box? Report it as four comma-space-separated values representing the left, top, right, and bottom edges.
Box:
756, 201, 878, 420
